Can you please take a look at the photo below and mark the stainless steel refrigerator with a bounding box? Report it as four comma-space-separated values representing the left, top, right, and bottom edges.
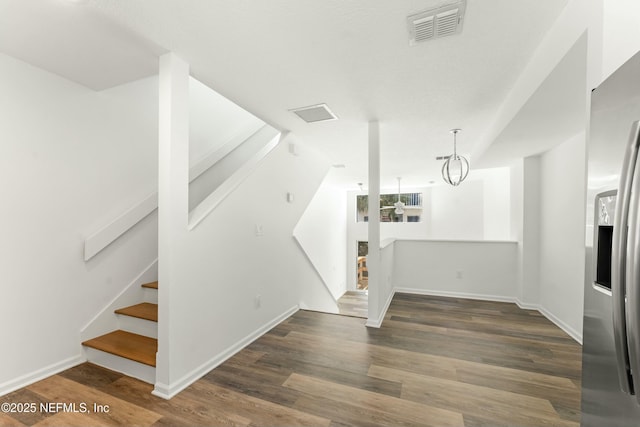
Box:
583, 50, 640, 426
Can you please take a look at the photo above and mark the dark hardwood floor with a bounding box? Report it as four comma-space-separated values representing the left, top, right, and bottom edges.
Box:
0, 293, 582, 426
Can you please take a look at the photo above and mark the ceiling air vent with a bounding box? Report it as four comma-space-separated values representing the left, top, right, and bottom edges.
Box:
408, 1, 466, 46
290, 103, 338, 123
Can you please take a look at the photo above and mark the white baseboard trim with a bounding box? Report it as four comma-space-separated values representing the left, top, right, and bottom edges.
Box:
394, 287, 517, 304
152, 305, 299, 400
0, 354, 85, 397
514, 299, 540, 310
366, 288, 396, 328
514, 299, 582, 343
537, 305, 583, 344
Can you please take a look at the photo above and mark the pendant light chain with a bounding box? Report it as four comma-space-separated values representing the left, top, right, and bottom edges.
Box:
453, 129, 458, 158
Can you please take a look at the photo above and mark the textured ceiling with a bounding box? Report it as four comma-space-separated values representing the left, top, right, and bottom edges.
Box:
0, 0, 571, 189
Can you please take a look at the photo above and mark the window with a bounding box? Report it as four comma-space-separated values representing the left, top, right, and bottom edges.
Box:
356, 192, 422, 222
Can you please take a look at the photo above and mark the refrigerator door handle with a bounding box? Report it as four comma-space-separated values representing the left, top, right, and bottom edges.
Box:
613, 120, 640, 395
625, 121, 640, 401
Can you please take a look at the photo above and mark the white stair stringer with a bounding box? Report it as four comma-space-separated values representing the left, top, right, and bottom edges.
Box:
188, 124, 281, 212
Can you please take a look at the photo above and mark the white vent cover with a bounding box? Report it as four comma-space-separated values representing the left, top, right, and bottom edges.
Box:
290, 103, 338, 123
408, 1, 466, 45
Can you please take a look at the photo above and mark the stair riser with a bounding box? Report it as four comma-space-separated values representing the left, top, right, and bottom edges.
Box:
117, 315, 158, 339
142, 287, 158, 304
85, 348, 155, 384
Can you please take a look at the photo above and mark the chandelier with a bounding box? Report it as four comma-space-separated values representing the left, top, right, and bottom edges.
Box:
441, 128, 469, 186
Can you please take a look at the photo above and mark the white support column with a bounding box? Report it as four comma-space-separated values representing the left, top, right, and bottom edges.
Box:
521, 156, 541, 306
367, 120, 381, 326
154, 52, 189, 397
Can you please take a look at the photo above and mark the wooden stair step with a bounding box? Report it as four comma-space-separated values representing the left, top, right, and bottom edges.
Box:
82, 330, 157, 367
115, 302, 158, 322
141, 281, 158, 289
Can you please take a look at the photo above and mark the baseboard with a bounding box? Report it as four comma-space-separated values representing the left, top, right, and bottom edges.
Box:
514, 299, 540, 310
365, 288, 396, 328
537, 305, 583, 344
394, 287, 517, 304
0, 354, 85, 397
152, 305, 299, 400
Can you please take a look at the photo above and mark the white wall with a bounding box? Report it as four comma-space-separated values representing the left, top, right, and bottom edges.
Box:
294, 170, 347, 300
345, 170, 511, 290
538, 133, 586, 340
0, 53, 158, 394
159, 134, 336, 397
376, 241, 395, 321
393, 240, 518, 300
430, 181, 484, 240
473, 0, 602, 160
483, 167, 511, 239
188, 125, 277, 211
189, 77, 263, 166
488, 0, 605, 342
602, 0, 640, 79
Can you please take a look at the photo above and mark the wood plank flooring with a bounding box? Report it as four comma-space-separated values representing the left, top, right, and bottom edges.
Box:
1, 293, 581, 426
337, 291, 368, 318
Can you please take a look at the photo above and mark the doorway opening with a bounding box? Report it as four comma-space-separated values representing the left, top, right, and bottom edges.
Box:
357, 241, 368, 291
336, 240, 369, 318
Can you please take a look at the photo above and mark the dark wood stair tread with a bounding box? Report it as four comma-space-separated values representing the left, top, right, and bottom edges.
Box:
142, 281, 158, 289
82, 330, 157, 367
115, 303, 158, 322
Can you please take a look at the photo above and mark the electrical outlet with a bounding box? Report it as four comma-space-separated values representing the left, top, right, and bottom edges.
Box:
456, 270, 463, 279
255, 224, 264, 237
255, 294, 261, 309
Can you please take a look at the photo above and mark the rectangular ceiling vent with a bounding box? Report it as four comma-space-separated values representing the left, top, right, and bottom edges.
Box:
408, 1, 466, 46
290, 103, 338, 123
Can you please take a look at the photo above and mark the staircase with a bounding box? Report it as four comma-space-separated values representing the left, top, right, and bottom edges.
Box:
82, 281, 158, 384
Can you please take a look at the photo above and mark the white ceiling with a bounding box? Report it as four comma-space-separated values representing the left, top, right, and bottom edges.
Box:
474, 33, 588, 169
0, 0, 165, 89
0, 0, 572, 189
